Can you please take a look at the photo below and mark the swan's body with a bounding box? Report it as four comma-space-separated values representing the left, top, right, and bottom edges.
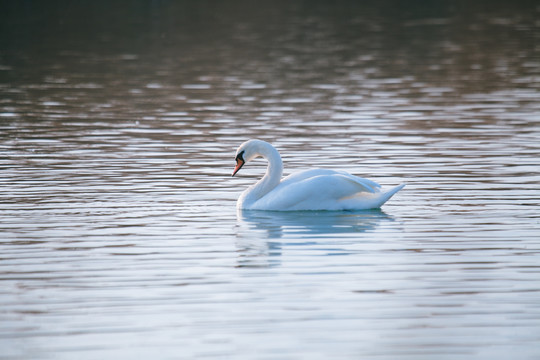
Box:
232, 139, 405, 211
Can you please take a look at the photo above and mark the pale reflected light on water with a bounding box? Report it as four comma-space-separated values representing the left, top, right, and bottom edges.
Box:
1, 1, 540, 359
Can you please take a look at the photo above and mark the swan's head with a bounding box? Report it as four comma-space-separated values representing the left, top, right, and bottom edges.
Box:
232, 139, 270, 176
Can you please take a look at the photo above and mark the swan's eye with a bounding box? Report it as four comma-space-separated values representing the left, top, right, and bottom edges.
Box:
232, 150, 246, 177
235, 151, 245, 162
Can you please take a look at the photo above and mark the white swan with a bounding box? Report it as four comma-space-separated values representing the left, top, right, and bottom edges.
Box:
232, 139, 405, 211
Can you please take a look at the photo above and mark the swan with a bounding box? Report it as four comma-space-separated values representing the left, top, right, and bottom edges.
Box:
232, 139, 405, 211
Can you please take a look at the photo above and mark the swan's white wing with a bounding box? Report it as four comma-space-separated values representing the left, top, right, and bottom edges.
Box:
281, 169, 381, 192
251, 172, 384, 211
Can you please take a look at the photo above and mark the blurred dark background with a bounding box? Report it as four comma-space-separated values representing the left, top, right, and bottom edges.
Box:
1, 0, 538, 114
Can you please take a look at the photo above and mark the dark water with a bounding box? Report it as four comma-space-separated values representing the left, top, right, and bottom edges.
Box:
1, 1, 540, 359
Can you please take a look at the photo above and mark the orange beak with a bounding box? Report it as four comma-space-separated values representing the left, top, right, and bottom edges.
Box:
232, 158, 244, 176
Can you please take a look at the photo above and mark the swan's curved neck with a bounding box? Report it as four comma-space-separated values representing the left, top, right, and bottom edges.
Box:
239, 143, 283, 208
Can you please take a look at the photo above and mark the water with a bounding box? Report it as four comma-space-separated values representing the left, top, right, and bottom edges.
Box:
1, 1, 540, 359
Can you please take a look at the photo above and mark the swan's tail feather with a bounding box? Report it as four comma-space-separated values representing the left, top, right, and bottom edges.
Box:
339, 183, 405, 210
377, 183, 406, 207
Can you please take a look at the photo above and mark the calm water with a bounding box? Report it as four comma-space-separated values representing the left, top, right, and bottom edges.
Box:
1, 1, 540, 359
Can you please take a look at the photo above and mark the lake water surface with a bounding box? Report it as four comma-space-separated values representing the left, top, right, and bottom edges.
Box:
1, 1, 540, 359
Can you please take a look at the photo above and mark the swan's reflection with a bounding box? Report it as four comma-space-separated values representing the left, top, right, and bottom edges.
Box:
235, 209, 394, 268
